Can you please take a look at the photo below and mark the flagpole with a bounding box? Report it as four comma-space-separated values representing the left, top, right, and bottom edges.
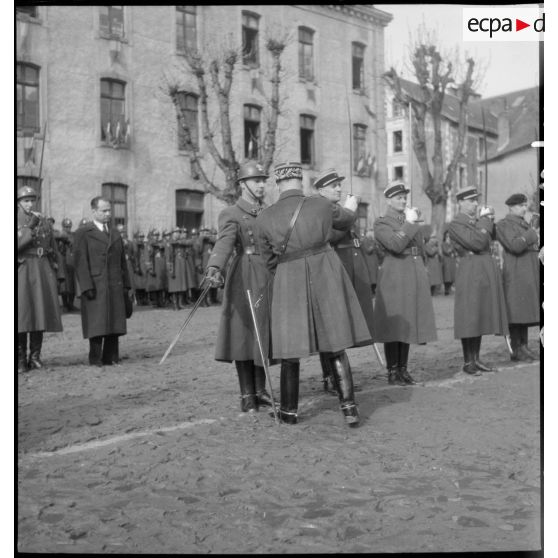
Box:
408, 102, 413, 207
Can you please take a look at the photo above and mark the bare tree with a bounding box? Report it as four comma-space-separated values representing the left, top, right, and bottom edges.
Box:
383, 27, 480, 234
165, 28, 290, 205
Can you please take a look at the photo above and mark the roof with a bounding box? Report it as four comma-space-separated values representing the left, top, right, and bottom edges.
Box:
391, 77, 499, 135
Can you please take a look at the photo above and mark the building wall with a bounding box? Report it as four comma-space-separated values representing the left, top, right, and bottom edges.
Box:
16, 5, 391, 234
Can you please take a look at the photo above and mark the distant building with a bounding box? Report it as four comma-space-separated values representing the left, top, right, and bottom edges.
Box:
16, 4, 393, 234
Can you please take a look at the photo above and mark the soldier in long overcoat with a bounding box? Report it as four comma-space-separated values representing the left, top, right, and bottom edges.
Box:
132, 232, 148, 305
495, 193, 540, 361
361, 229, 379, 294
205, 161, 275, 413
424, 233, 443, 295
74, 196, 131, 366
59, 218, 77, 310
313, 168, 375, 391
17, 186, 64, 372
256, 162, 371, 426
166, 228, 188, 310
372, 181, 437, 386
447, 186, 509, 375
146, 231, 167, 307
441, 229, 457, 295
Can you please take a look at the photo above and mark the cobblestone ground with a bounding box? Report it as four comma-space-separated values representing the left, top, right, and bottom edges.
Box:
17, 294, 541, 554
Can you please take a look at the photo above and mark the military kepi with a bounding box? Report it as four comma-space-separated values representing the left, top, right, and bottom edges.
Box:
505, 193, 528, 206
274, 161, 302, 182
314, 168, 345, 189
456, 186, 480, 201
383, 181, 410, 198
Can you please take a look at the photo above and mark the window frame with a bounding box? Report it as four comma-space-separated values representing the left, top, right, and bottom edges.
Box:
299, 114, 316, 167
102, 182, 128, 228
100, 78, 127, 145
393, 130, 403, 154
244, 104, 261, 159
99, 6, 125, 40
351, 42, 365, 93
17, 62, 41, 134
353, 123, 368, 174
176, 5, 197, 53
393, 165, 405, 182
175, 189, 204, 231
242, 11, 260, 68
298, 26, 314, 82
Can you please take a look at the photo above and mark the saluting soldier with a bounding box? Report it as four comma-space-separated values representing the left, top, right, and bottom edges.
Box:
495, 193, 540, 361
441, 228, 457, 295
373, 181, 437, 385
447, 186, 509, 375
256, 162, 372, 426
205, 161, 274, 413
17, 186, 64, 372
314, 168, 375, 391
424, 231, 443, 296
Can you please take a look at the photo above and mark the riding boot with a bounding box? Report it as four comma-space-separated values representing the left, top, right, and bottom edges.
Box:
235, 360, 258, 412
397, 342, 416, 384
462, 338, 481, 375
28, 331, 44, 369
279, 359, 300, 424
384, 342, 404, 385
330, 351, 360, 427
319, 353, 336, 394
102, 334, 120, 365
519, 325, 537, 360
18, 333, 28, 373
66, 294, 76, 311
89, 336, 104, 367
254, 365, 273, 407
472, 336, 495, 371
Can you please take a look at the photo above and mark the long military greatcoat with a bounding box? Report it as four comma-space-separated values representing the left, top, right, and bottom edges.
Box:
372, 207, 437, 344
424, 238, 443, 287
495, 214, 539, 325
330, 224, 374, 338
257, 189, 372, 359
18, 207, 64, 333
447, 213, 509, 338
74, 222, 131, 339
207, 197, 273, 366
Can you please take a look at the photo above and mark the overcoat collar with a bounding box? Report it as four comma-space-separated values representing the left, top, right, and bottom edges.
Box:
82, 222, 120, 246
236, 197, 263, 216
455, 212, 477, 226
278, 189, 304, 201
505, 213, 528, 227
386, 206, 405, 224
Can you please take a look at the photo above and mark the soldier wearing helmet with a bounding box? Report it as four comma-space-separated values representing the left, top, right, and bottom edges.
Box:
205, 160, 275, 413
56, 217, 77, 311
17, 186, 64, 372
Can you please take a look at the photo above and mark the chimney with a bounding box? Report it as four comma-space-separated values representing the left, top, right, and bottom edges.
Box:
497, 111, 510, 149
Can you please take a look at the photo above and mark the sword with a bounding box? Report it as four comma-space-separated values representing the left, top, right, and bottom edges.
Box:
247, 289, 280, 424
373, 343, 384, 367
159, 280, 212, 365
504, 335, 514, 356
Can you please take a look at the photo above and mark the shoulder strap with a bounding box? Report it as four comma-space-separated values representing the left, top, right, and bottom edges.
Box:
280, 197, 306, 255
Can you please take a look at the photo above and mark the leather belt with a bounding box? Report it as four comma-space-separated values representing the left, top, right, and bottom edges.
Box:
335, 243, 357, 250
400, 246, 419, 256
464, 250, 489, 256
20, 247, 45, 258
244, 248, 260, 255
278, 242, 331, 264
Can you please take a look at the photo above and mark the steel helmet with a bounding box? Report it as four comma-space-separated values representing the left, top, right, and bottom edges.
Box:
237, 161, 269, 183
17, 186, 37, 201
62, 218, 72, 228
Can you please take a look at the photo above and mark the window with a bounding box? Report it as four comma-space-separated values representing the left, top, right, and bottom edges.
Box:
357, 203, 368, 236
244, 104, 261, 159
176, 6, 197, 52
17, 176, 41, 208
300, 115, 315, 166
353, 124, 368, 174
100, 6, 124, 39
102, 183, 128, 228
352, 42, 365, 91
16, 6, 37, 17
392, 100, 404, 118
177, 92, 199, 150
17, 63, 40, 133
393, 130, 403, 153
242, 11, 259, 67
478, 136, 485, 159
176, 189, 204, 231
100, 79, 126, 143
298, 27, 314, 81
393, 165, 404, 181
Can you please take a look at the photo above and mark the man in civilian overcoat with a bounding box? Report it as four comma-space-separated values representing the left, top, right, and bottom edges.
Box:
447, 186, 509, 374
256, 162, 372, 426
205, 161, 274, 413
74, 196, 131, 366
495, 193, 540, 361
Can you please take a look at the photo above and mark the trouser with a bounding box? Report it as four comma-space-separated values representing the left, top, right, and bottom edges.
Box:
89, 334, 119, 365
383, 342, 410, 369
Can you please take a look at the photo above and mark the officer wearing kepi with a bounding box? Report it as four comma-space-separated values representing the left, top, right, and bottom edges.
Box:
257, 162, 372, 426
447, 186, 509, 374
495, 193, 540, 361
17, 186, 64, 372
205, 161, 274, 413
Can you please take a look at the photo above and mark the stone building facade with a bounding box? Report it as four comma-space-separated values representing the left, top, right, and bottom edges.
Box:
16, 4, 392, 234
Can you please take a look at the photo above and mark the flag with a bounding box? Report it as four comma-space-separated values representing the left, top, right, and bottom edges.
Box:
356, 156, 365, 175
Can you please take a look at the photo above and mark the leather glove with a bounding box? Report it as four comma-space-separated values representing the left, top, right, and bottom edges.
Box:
205, 266, 224, 288
404, 207, 420, 223
343, 194, 359, 212
479, 206, 495, 219
27, 213, 41, 230
83, 289, 96, 300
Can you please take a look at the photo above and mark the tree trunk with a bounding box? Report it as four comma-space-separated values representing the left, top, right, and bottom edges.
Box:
430, 199, 447, 238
